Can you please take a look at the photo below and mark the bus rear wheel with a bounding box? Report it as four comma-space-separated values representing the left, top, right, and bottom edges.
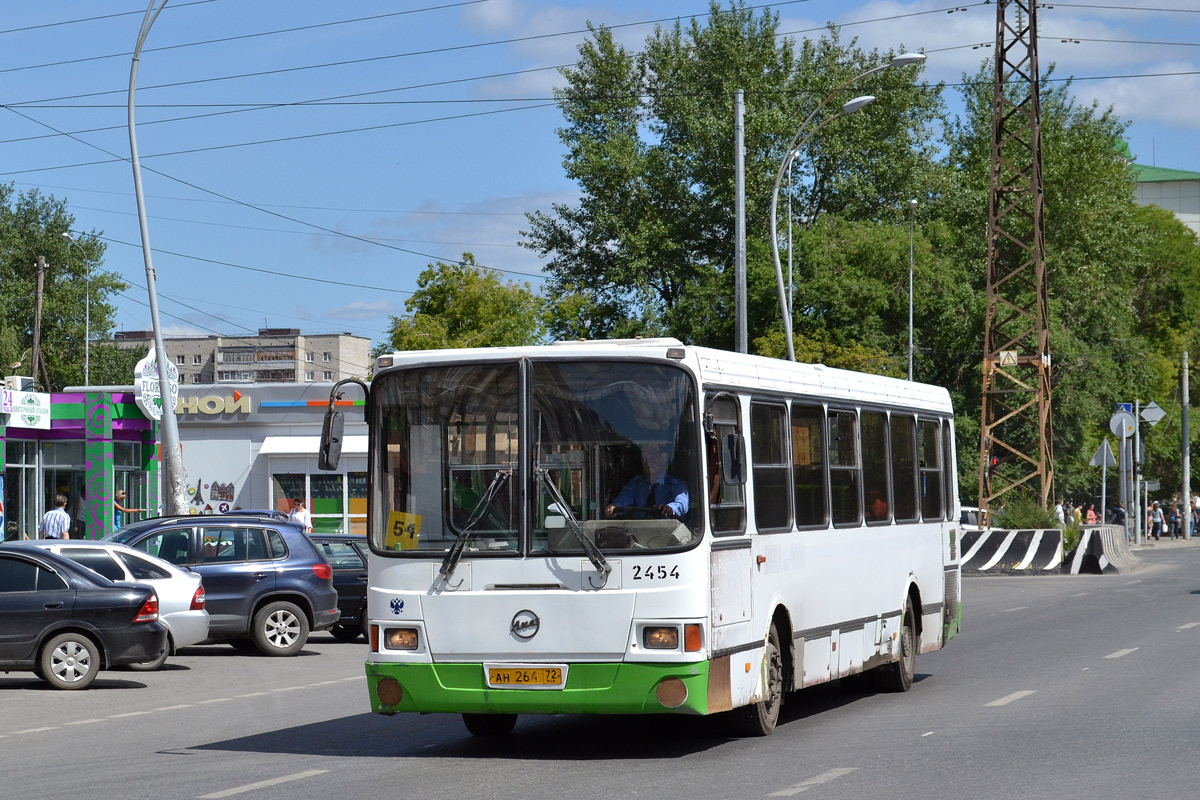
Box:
462, 713, 518, 737
731, 623, 783, 736
878, 599, 917, 693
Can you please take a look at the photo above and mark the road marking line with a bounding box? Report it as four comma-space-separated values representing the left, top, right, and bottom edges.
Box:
110, 711, 152, 718
1002, 606, 1028, 613
1178, 623, 1200, 630
237, 692, 269, 697
67, 719, 105, 726
1104, 648, 1138, 659
1125, 580, 1142, 585
1071, 592, 1089, 597
922, 731, 934, 737
769, 768, 857, 797
986, 691, 1036, 707
198, 698, 231, 704
197, 769, 329, 799
155, 705, 193, 711
271, 686, 304, 692
13, 727, 58, 734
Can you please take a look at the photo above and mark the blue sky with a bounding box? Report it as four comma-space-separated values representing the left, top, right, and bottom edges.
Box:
3, 1, 1197, 349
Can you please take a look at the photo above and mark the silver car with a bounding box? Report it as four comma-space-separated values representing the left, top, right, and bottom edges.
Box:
25, 540, 209, 670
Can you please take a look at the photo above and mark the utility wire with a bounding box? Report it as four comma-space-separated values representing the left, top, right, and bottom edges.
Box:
0, 1, 488, 75
0, 0, 216, 36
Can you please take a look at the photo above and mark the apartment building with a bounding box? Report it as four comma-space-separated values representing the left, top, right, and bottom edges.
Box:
111, 328, 371, 385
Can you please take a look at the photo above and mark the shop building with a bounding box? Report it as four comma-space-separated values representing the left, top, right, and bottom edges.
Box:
2, 382, 157, 541
174, 382, 367, 534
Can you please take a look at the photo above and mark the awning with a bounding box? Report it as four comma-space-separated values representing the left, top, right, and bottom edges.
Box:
258, 435, 368, 456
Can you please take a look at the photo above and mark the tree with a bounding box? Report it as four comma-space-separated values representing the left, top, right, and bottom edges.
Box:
378, 253, 546, 352
0, 183, 127, 391
523, 2, 944, 348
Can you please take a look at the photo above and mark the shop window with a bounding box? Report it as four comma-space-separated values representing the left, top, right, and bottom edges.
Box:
271, 473, 306, 514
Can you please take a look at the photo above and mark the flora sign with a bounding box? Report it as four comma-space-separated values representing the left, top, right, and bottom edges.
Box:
134, 346, 180, 421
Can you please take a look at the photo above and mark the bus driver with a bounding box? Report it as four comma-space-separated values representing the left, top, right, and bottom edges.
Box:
606, 442, 689, 519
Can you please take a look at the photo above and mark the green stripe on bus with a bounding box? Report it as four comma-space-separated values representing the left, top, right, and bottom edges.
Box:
366, 660, 712, 716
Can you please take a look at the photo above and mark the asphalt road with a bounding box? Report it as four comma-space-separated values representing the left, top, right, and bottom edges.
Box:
3, 544, 1200, 800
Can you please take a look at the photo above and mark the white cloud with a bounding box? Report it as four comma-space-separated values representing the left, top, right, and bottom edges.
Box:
325, 300, 400, 321
463, 0, 529, 32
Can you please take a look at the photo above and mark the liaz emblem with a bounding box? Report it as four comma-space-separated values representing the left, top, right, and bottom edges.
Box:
390, 598, 404, 615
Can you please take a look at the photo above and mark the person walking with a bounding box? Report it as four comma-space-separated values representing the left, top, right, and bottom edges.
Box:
1168, 503, 1181, 539
1054, 500, 1065, 526
37, 494, 71, 540
114, 490, 145, 531
1085, 503, 1097, 525
1073, 503, 1083, 526
1112, 502, 1128, 541
1150, 501, 1164, 540
288, 498, 313, 533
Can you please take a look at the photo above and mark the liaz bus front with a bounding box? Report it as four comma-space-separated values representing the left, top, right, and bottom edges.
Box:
330, 343, 730, 736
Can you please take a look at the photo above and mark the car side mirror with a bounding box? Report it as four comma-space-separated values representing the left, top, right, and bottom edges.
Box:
318, 408, 344, 471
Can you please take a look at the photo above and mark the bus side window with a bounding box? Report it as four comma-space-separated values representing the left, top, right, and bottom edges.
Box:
828, 409, 862, 526
707, 394, 745, 535
791, 404, 827, 528
891, 414, 919, 522
942, 420, 957, 521
751, 402, 791, 531
919, 419, 944, 519
861, 410, 890, 524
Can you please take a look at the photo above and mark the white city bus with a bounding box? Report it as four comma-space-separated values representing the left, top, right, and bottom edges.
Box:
318, 339, 962, 736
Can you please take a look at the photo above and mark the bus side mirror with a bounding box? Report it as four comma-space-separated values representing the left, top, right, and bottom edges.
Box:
721, 433, 745, 485
318, 408, 344, 471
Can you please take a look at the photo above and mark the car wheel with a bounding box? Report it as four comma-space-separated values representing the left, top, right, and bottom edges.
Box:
40, 633, 100, 690
126, 634, 171, 671
252, 601, 309, 656
330, 623, 360, 642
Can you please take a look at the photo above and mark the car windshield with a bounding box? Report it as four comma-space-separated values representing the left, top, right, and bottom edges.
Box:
370, 359, 701, 556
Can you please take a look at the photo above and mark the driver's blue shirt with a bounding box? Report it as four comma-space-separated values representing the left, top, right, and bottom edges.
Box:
613, 473, 689, 517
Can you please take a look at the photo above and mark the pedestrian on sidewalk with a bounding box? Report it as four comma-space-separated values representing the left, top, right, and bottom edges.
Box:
1150, 501, 1164, 540
37, 494, 71, 540
1086, 503, 1097, 525
1112, 502, 1128, 540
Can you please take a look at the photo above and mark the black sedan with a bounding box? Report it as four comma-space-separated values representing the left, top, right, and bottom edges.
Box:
0, 543, 168, 690
309, 533, 369, 641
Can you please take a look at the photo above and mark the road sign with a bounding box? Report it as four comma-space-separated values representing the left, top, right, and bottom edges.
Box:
998, 351, 1018, 366
1144, 480, 1161, 491
1116, 402, 1132, 414
1090, 440, 1117, 468
1109, 411, 1135, 437
1141, 401, 1165, 426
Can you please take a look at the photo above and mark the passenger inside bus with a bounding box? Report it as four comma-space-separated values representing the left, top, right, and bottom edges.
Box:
866, 487, 889, 522
606, 442, 690, 519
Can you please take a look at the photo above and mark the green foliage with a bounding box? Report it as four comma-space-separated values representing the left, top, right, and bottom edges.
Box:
378, 253, 546, 352
524, 2, 944, 350
1061, 522, 1081, 555
0, 183, 127, 391
991, 496, 1059, 530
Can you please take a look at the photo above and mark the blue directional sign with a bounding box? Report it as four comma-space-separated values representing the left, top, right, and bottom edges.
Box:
1116, 403, 1132, 414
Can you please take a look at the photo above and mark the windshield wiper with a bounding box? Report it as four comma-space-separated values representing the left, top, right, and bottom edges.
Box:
439, 469, 510, 583
536, 467, 611, 579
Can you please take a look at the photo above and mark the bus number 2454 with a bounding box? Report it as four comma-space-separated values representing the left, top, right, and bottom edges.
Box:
632, 564, 680, 580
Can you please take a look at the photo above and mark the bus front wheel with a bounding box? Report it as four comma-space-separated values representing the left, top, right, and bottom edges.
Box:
731, 623, 783, 736
878, 599, 917, 693
462, 713, 518, 737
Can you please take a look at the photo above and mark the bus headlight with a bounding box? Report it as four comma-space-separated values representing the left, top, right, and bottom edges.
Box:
385, 628, 419, 650
643, 626, 679, 649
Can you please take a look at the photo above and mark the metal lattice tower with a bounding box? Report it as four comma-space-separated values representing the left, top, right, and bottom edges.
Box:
978, 0, 1054, 524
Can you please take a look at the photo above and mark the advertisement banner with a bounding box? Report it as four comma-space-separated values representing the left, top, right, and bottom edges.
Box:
5, 391, 51, 430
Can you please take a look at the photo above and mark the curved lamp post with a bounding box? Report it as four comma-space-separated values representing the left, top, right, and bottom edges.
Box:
130, 0, 187, 515
769, 53, 926, 362
60, 232, 90, 387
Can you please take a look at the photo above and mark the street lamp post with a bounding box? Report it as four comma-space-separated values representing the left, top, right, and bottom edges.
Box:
61, 233, 89, 387
908, 198, 917, 381
129, 0, 188, 515
769, 53, 926, 362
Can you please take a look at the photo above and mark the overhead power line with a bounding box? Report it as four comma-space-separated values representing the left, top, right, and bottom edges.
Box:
0, 0, 216, 36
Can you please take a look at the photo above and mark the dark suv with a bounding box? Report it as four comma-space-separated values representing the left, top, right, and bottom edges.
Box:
106, 515, 339, 656
309, 533, 369, 642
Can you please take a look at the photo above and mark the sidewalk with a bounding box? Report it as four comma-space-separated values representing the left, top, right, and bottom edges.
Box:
1129, 534, 1200, 550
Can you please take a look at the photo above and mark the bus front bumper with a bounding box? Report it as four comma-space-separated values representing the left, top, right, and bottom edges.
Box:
365, 660, 713, 716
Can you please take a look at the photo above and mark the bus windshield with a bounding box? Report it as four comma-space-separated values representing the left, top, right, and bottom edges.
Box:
371, 359, 701, 556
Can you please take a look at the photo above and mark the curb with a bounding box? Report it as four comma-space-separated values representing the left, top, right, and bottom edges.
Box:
961, 528, 1062, 573
1067, 526, 1143, 574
